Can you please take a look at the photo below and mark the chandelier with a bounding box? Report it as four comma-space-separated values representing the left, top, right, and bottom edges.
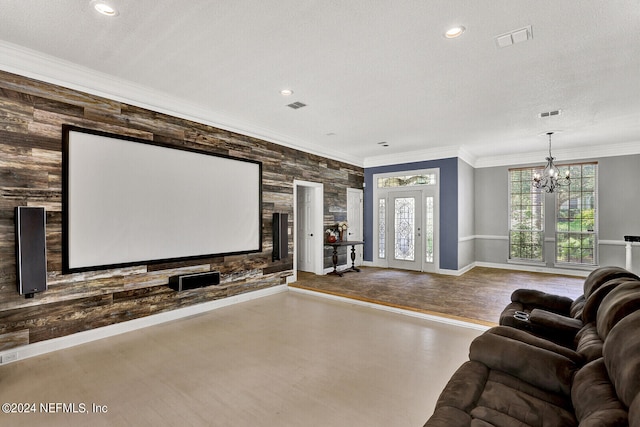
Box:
532, 132, 570, 193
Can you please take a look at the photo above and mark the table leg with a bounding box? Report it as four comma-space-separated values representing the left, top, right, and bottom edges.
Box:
328, 245, 342, 276
349, 245, 361, 272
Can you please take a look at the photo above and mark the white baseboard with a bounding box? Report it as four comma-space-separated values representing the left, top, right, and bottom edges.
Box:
475, 261, 591, 277
288, 286, 489, 332
356, 259, 591, 277
439, 262, 476, 276
0, 284, 288, 366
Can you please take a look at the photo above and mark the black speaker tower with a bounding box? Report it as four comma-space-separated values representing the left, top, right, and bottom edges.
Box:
272, 213, 288, 261
15, 206, 47, 298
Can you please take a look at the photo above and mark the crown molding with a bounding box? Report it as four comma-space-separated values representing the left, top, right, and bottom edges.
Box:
456, 147, 477, 167
364, 139, 640, 169
474, 141, 640, 168
363, 145, 466, 168
0, 41, 363, 167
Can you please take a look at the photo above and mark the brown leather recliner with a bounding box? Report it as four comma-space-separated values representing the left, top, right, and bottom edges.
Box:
499, 266, 639, 347
424, 291, 640, 426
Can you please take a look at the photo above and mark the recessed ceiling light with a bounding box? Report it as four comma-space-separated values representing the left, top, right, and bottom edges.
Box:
92, 1, 119, 16
280, 89, 294, 96
445, 26, 465, 39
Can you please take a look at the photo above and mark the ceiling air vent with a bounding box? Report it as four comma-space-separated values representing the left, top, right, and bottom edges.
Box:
538, 109, 562, 118
287, 102, 307, 109
495, 25, 533, 48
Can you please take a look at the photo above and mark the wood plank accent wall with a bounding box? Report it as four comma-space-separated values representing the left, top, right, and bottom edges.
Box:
0, 70, 363, 351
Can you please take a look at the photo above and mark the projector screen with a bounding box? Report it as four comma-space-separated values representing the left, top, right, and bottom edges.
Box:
62, 126, 262, 273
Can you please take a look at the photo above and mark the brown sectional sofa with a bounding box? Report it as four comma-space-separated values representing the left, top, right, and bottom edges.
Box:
424, 267, 640, 427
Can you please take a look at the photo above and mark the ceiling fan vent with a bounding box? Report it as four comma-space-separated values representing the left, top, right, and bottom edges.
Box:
287, 102, 307, 109
538, 109, 561, 118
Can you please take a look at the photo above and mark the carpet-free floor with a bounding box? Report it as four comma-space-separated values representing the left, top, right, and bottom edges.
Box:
0, 291, 483, 427
291, 266, 585, 326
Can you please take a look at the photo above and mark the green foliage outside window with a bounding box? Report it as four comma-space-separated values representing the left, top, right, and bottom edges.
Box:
556, 163, 597, 265
509, 168, 544, 262
509, 163, 597, 266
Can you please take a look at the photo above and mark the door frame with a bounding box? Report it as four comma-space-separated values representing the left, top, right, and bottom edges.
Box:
293, 180, 324, 281
346, 188, 364, 266
372, 168, 440, 273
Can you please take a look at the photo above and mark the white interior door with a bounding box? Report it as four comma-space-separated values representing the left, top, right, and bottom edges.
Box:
388, 191, 423, 271
346, 188, 363, 266
296, 186, 315, 273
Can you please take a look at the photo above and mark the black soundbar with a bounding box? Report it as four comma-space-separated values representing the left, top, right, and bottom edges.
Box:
169, 271, 221, 291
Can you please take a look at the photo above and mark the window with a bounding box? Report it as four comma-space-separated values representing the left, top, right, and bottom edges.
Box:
377, 173, 436, 188
425, 196, 434, 263
555, 163, 598, 265
378, 198, 386, 259
509, 168, 544, 262
394, 197, 416, 261
508, 163, 598, 266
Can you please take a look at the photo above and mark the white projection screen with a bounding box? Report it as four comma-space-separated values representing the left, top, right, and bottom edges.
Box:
62, 126, 262, 273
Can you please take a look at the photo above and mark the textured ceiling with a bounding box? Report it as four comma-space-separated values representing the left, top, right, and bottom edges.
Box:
1, 0, 639, 167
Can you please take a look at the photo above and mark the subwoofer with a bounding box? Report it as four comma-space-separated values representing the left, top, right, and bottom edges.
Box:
15, 206, 47, 298
272, 213, 288, 261
169, 271, 220, 291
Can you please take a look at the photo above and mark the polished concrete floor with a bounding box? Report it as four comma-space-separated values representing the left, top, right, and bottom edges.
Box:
292, 266, 585, 326
0, 291, 483, 427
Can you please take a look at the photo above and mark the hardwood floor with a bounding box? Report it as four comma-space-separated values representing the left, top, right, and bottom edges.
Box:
291, 266, 586, 326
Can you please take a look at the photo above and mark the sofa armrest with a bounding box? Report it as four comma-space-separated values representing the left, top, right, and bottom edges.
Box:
510, 289, 574, 314
529, 308, 584, 335
469, 331, 577, 396
486, 326, 583, 364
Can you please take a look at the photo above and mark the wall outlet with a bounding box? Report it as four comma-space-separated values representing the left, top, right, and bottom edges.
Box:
1, 352, 18, 364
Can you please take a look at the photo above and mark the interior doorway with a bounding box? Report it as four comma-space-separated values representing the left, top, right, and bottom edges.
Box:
347, 188, 364, 266
293, 180, 324, 280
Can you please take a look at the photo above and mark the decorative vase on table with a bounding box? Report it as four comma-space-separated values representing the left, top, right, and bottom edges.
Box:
337, 221, 348, 242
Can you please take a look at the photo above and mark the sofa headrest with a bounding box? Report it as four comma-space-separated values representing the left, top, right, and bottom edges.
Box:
596, 280, 640, 340
582, 277, 635, 324
604, 310, 640, 408
584, 266, 639, 298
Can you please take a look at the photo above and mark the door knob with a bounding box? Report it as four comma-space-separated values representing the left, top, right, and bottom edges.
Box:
310, 233, 313, 236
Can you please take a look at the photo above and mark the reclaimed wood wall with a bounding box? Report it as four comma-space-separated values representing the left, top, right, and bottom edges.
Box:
0, 70, 363, 351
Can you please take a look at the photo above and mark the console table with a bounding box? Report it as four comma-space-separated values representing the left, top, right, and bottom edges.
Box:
325, 241, 364, 277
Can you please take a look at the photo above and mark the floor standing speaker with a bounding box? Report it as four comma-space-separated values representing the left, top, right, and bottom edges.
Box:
272, 213, 288, 261
15, 206, 47, 298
